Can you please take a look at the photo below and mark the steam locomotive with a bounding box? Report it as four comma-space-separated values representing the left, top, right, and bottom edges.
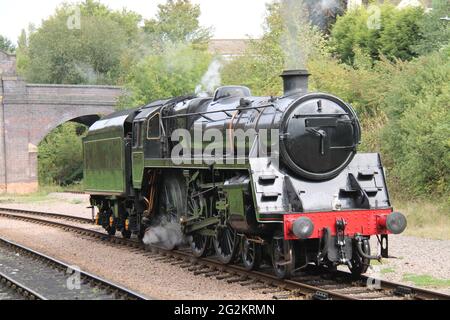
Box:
83, 69, 407, 278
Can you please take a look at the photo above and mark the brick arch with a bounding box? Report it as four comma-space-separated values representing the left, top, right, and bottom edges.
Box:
31, 107, 112, 147
0, 75, 122, 193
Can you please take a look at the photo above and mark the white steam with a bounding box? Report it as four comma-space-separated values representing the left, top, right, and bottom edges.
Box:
142, 216, 186, 250
195, 59, 223, 97
74, 62, 99, 84
280, 0, 309, 69
280, 0, 340, 69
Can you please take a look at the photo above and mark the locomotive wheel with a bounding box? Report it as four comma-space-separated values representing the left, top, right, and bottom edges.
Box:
187, 180, 211, 258
241, 236, 261, 271
349, 238, 371, 276
213, 224, 238, 264
271, 236, 295, 279
190, 234, 209, 258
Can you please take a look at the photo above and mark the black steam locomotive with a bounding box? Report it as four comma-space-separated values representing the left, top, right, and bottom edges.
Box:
83, 69, 407, 278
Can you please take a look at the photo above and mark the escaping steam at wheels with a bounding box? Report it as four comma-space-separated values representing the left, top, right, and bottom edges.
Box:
83, 69, 407, 279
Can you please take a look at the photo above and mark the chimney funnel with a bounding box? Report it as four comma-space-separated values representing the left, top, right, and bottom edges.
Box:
281, 69, 310, 96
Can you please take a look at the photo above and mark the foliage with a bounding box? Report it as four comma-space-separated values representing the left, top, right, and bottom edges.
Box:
380, 49, 450, 199
16, 30, 30, 75
120, 0, 213, 108
17, 0, 142, 85
38, 123, 87, 186
0, 35, 15, 53
329, 3, 424, 64
222, 2, 327, 96
121, 43, 212, 107
413, 0, 450, 55
143, 0, 211, 48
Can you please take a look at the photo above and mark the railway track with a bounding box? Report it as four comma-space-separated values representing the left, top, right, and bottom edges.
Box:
0, 208, 449, 300
0, 207, 93, 224
0, 236, 148, 300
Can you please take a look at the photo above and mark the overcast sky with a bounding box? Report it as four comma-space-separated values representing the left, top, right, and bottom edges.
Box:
0, 0, 270, 44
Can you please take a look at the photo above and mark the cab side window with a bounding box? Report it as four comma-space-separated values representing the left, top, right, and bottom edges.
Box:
147, 113, 160, 140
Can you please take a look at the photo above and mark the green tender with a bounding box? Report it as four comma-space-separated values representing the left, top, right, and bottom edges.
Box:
83, 137, 125, 194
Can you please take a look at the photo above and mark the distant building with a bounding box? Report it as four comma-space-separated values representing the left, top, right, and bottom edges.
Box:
208, 39, 251, 60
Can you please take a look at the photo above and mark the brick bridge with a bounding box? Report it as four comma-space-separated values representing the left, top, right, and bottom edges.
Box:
0, 51, 123, 193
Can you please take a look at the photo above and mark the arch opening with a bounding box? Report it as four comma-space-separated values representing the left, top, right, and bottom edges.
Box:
37, 115, 99, 188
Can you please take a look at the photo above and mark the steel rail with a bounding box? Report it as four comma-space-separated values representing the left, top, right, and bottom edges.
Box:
0, 270, 47, 300
0, 207, 93, 224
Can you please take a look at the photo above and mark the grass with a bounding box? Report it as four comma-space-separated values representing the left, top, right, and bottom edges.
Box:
393, 198, 450, 240
0, 189, 54, 204
381, 267, 396, 274
0, 183, 84, 204
403, 274, 450, 288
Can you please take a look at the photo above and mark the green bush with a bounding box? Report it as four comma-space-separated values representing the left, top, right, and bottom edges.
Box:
38, 123, 86, 186
381, 49, 450, 199
330, 3, 424, 64
413, 0, 450, 55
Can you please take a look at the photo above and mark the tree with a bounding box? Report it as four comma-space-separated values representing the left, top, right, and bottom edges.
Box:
222, 2, 326, 96
330, 3, 424, 64
18, 0, 142, 84
0, 35, 15, 53
16, 30, 30, 75
120, 0, 213, 108
143, 0, 211, 47
122, 43, 212, 107
413, 0, 450, 55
